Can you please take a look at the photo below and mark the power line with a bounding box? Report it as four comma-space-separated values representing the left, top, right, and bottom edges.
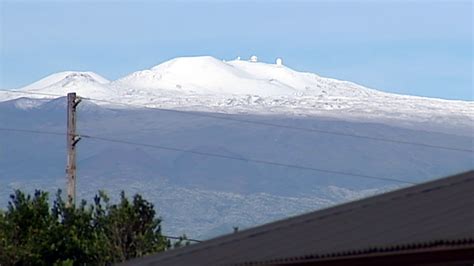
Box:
0, 127, 66, 137
0, 90, 420, 240
163, 235, 202, 243
80, 97, 473, 154
0, 126, 416, 184
0, 126, 204, 241
1, 90, 468, 243
0, 126, 417, 184
0, 89, 65, 98
0, 89, 470, 153
79, 133, 417, 185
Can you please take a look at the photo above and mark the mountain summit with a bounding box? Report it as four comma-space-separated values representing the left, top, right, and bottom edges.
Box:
0, 56, 472, 131
114, 56, 378, 97
4, 56, 381, 99
12, 71, 115, 99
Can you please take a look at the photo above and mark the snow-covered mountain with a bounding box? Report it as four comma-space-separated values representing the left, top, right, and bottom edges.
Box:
0, 56, 472, 239
3, 56, 378, 99
2, 56, 472, 132
114, 56, 378, 98
2, 56, 472, 137
1, 71, 115, 101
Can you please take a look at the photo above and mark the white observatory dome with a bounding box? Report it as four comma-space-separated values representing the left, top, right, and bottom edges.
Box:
276, 58, 283, 66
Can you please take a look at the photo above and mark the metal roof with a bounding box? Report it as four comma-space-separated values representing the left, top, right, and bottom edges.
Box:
121, 170, 474, 265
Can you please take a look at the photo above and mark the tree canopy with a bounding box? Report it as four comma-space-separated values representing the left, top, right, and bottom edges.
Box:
0, 189, 180, 265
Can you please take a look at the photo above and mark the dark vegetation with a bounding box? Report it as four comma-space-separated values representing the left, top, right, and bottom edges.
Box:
0, 190, 186, 265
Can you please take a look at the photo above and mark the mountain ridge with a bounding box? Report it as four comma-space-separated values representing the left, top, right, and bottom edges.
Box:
0, 56, 472, 239
0, 56, 472, 132
1, 55, 466, 101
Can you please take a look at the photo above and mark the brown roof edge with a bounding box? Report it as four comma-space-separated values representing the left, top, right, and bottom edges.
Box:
241, 238, 474, 265
282, 246, 474, 266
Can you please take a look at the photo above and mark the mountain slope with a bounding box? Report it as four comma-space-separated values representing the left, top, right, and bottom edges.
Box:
0, 56, 472, 238
0, 99, 472, 238
0, 56, 472, 134
115, 56, 300, 96
115, 56, 383, 99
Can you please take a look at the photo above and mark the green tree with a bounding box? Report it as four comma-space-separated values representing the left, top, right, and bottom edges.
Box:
0, 190, 54, 265
96, 191, 168, 261
0, 189, 170, 265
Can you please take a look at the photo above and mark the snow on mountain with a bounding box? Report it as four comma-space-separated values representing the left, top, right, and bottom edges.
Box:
1, 56, 472, 132
226, 59, 378, 98
0, 71, 114, 101
4, 97, 49, 110
114, 56, 300, 96
21, 71, 110, 90
1, 56, 472, 239
110, 56, 473, 133
114, 56, 381, 98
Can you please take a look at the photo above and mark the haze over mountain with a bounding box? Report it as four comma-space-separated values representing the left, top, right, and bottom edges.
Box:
0, 56, 472, 238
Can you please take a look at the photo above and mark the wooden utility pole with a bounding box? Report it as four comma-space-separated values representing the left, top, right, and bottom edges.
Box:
66, 92, 81, 207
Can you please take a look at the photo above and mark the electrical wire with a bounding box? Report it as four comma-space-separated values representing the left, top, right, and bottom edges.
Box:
0, 90, 435, 240
163, 235, 202, 243
0, 127, 66, 137
0, 89, 65, 98
0, 89, 470, 153
78, 133, 417, 185
81, 97, 473, 153
0, 127, 416, 184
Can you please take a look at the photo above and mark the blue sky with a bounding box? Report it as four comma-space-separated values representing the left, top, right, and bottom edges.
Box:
0, 0, 472, 100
